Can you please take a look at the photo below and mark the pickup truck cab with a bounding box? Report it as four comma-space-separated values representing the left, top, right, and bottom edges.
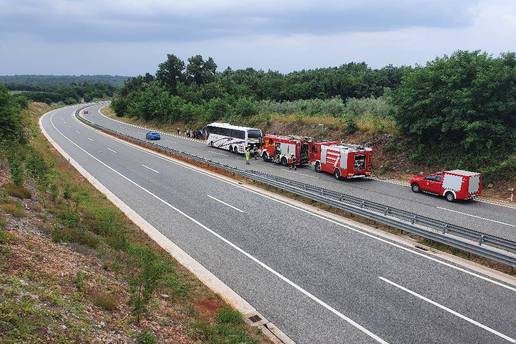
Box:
410, 170, 482, 202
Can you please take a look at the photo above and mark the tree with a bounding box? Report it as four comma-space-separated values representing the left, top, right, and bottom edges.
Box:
156, 54, 185, 93
186, 55, 217, 85
392, 50, 516, 170
0, 85, 23, 143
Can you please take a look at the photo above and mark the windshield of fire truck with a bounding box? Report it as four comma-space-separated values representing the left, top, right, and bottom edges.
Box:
354, 155, 366, 170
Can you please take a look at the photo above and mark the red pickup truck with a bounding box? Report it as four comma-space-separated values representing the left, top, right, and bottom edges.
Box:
410, 170, 482, 202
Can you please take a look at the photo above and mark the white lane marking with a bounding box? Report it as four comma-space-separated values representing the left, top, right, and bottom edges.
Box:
207, 195, 244, 213
436, 207, 516, 228
73, 112, 516, 293
107, 147, 117, 154
379, 276, 516, 343
75, 130, 80, 134
141, 164, 159, 174
87, 137, 94, 142
50, 113, 389, 344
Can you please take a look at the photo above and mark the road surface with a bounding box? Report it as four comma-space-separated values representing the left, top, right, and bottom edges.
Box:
82, 103, 516, 242
41, 105, 516, 344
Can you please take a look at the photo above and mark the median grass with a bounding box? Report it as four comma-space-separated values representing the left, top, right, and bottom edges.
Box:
0, 102, 268, 343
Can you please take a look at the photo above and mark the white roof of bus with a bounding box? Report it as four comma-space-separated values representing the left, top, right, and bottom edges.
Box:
208, 122, 261, 131
445, 169, 480, 176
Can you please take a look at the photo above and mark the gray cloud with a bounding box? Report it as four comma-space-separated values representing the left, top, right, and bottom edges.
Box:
0, 0, 477, 43
0, 0, 515, 75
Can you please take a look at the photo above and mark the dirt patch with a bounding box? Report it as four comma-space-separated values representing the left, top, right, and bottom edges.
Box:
195, 298, 223, 321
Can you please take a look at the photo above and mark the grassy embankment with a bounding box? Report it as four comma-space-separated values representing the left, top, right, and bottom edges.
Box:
0, 102, 268, 343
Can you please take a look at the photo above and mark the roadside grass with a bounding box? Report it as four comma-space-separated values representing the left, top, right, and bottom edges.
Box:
0, 102, 267, 343
3, 183, 32, 199
0, 274, 94, 343
105, 104, 397, 139
0, 201, 26, 218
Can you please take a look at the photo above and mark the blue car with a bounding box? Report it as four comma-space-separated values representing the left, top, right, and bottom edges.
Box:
146, 131, 161, 140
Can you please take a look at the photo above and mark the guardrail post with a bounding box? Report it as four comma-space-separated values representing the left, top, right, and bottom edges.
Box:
479, 235, 485, 246
361, 201, 365, 208
442, 224, 448, 235
384, 207, 390, 216
411, 215, 417, 224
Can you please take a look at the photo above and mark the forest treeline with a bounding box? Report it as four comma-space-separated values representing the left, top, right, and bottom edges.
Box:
112, 51, 516, 178
0, 75, 128, 87
0, 75, 128, 105
111, 51, 515, 180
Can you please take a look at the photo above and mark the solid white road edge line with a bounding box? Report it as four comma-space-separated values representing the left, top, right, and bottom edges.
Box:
49, 110, 389, 344
436, 207, 516, 228
141, 164, 159, 174
207, 195, 245, 213
379, 276, 516, 343
77, 106, 516, 293
40, 109, 294, 344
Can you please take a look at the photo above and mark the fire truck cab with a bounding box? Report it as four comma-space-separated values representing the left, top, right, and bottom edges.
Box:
260, 134, 312, 166
311, 143, 373, 179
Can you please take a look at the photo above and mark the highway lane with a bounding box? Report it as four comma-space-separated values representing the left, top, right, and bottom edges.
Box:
42, 105, 516, 344
83, 103, 516, 242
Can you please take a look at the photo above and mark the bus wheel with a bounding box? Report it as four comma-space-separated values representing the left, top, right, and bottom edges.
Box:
209, 141, 213, 147
315, 162, 321, 173
262, 152, 269, 162
233, 146, 239, 154
281, 157, 288, 166
334, 169, 341, 180
445, 192, 455, 202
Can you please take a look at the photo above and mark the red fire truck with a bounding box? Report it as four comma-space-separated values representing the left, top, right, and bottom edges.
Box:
409, 170, 482, 201
260, 134, 312, 166
311, 143, 373, 179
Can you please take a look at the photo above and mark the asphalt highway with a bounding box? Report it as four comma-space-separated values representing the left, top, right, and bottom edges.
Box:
82, 103, 516, 242
42, 105, 516, 344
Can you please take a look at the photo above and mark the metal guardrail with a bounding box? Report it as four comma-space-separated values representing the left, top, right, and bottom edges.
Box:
75, 107, 516, 268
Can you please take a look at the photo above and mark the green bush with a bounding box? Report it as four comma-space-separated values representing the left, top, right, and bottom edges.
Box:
89, 290, 118, 311
127, 244, 167, 323
392, 51, 515, 173
75, 271, 85, 292
136, 330, 157, 344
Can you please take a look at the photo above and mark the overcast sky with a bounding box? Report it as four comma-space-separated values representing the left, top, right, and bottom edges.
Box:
0, 0, 515, 75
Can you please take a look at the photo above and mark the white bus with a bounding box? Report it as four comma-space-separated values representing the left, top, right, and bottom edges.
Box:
206, 122, 263, 154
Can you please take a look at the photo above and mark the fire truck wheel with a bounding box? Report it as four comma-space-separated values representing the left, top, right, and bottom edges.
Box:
315, 162, 321, 173
334, 169, 341, 180
262, 152, 270, 162
445, 192, 455, 202
411, 184, 420, 193
281, 157, 288, 166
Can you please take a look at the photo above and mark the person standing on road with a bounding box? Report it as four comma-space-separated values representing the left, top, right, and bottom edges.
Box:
290, 153, 297, 170
253, 145, 259, 160
245, 146, 251, 165
177, 127, 180, 135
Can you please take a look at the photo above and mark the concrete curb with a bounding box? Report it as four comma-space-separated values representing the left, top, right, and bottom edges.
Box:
40, 108, 295, 344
